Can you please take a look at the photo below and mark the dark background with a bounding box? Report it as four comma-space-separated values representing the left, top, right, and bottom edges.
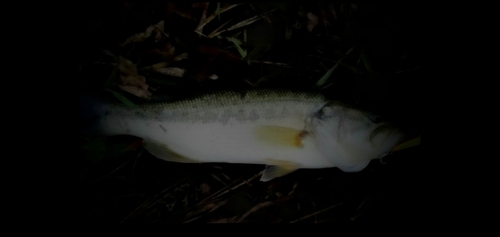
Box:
77, 1, 423, 225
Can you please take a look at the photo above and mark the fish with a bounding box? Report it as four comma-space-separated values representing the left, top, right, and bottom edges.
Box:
79, 89, 408, 182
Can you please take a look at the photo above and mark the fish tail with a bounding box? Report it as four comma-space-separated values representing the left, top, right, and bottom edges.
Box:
79, 94, 108, 136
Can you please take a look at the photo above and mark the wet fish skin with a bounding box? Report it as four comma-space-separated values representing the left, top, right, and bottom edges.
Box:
82, 90, 406, 181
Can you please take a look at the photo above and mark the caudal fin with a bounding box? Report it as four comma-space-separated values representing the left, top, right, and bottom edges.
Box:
79, 94, 108, 136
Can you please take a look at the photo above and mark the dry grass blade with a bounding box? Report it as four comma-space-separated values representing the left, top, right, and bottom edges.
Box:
195, 3, 209, 34
117, 56, 152, 98
247, 60, 321, 72
175, 170, 263, 220
209, 15, 262, 38
122, 21, 165, 46
315, 47, 354, 87
330, 3, 338, 20
91, 150, 143, 184
140, 54, 190, 71
182, 200, 227, 223
214, 170, 263, 199
120, 175, 194, 223
288, 181, 299, 196
155, 67, 185, 77
233, 195, 295, 223
289, 202, 344, 223
225, 15, 261, 32
235, 201, 274, 223
207, 20, 232, 39
140, 62, 170, 71
195, 3, 244, 33
182, 177, 242, 213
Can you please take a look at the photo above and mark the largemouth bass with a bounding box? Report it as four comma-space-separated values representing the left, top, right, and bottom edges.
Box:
80, 90, 407, 181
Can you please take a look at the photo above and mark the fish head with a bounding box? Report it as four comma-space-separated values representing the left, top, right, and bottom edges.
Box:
306, 101, 407, 172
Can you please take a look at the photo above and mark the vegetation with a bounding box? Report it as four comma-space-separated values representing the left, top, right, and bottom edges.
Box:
78, 2, 422, 224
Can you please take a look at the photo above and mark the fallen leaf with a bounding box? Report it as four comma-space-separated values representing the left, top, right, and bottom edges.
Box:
140, 62, 170, 71
149, 42, 176, 60
118, 85, 152, 99
138, 53, 185, 71
155, 67, 185, 77
174, 52, 189, 61
117, 56, 151, 98
122, 20, 165, 46
200, 181, 211, 195
307, 12, 319, 32
208, 74, 219, 80
154, 22, 166, 42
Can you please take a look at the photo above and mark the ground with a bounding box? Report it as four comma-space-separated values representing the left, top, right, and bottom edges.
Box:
78, 1, 422, 224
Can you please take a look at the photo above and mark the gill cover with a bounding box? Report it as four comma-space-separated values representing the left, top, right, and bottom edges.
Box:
307, 102, 405, 172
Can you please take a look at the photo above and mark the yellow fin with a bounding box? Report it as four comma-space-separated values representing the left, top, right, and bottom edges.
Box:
255, 126, 306, 148
392, 136, 421, 152
144, 140, 199, 163
260, 159, 300, 182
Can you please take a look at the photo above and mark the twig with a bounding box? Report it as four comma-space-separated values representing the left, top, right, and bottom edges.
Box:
182, 200, 227, 223
215, 170, 263, 199
91, 152, 140, 184
289, 202, 343, 223
234, 195, 294, 223
235, 201, 274, 222
167, 169, 263, 222
120, 175, 193, 223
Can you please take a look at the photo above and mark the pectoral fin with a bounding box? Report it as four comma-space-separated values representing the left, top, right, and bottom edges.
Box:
255, 126, 307, 148
260, 159, 300, 182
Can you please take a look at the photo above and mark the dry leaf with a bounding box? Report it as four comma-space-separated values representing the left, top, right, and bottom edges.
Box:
174, 52, 189, 61
154, 22, 165, 42
307, 12, 319, 32
200, 181, 211, 195
149, 42, 176, 60
155, 67, 185, 77
118, 85, 152, 98
138, 53, 186, 71
122, 21, 165, 46
208, 74, 219, 80
118, 56, 151, 98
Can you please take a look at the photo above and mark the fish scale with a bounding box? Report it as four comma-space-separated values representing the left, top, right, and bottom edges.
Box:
82, 89, 406, 181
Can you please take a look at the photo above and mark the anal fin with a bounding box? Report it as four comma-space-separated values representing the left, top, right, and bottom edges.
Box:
260, 159, 300, 182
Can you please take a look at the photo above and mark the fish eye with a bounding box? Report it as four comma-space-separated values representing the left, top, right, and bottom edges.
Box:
315, 105, 334, 119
